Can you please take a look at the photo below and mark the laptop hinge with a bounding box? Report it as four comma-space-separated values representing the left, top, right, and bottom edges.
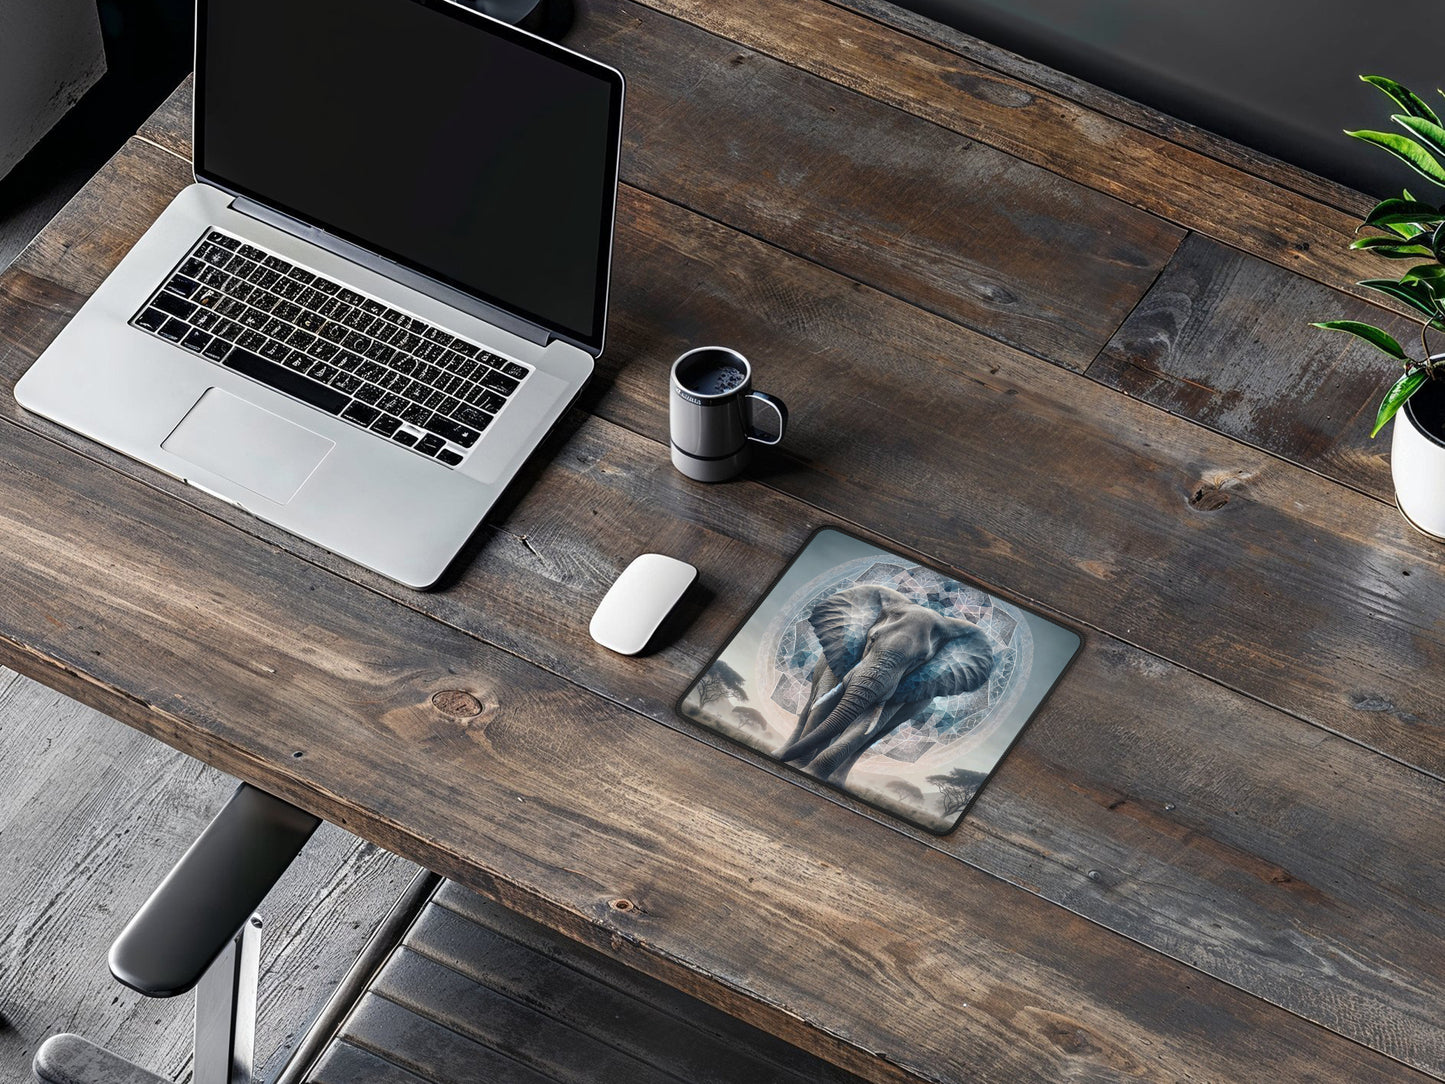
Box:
230, 197, 551, 348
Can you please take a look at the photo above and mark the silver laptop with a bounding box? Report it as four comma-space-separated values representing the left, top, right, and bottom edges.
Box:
15, 0, 625, 589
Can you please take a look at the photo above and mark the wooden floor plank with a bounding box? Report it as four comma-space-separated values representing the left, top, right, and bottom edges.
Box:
0, 357, 1428, 1082
625, 0, 1409, 321
338, 995, 556, 1084
417, 893, 856, 1084
3, 136, 1445, 1075
1088, 233, 1401, 501
0, 668, 419, 1084
374, 948, 690, 1084
308, 1040, 432, 1084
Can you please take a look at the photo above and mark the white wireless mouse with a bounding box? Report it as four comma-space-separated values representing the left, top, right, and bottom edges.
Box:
590, 554, 698, 655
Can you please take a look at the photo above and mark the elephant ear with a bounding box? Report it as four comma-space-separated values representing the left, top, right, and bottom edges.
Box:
897, 620, 993, 702
808, 585, 909, 675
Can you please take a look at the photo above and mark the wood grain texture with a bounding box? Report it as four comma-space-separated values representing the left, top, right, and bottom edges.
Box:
573, 0, 1180, 370
827, 0, 1375, 217
0, 363, 1429, 1084
0, 668, 419, 1084
3, 136, 1445, 1075
626, 0, 1413, 320
1088, 233, 1403, 500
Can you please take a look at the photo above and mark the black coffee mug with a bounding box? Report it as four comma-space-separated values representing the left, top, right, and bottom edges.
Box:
669, 347, 787, 482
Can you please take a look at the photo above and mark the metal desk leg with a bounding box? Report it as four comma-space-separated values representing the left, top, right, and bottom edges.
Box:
193, 916, 261, 1084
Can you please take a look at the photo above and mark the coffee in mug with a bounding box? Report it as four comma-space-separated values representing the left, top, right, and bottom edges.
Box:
669, 347, 787, 483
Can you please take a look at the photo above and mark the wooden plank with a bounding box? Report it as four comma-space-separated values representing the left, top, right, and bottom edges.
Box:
415, 893, 858, 1084
4, 138, 1445, 1074
0, 377, 1428, 1083
308, 1040, 431, 1084
337, 995, 554, 1084
1088, 233, 1400, 501
375, 947, 710, 1084
827, 0, 1375, 219
571, 0, 1180, 369
135, 4, 1183, 376
620, 0, 1410, 320
0, 667, 419, 1082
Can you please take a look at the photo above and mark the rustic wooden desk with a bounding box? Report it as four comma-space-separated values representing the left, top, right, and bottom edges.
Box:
2, 2, 1442, 1081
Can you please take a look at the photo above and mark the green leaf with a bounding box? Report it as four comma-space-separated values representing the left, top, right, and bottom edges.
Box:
1362, 75, 1442, 125
1357, 277, 1444, 319
1373, 368, 1429, 437
1346, 128, 1445, 186
1311, 320, 1409, 359
1396, 114, 1445, 160
1399, 263, 1445, 285
1350, 234, 1435, 257
1364, 197, 1445, 227
1434, 221, 1445, 263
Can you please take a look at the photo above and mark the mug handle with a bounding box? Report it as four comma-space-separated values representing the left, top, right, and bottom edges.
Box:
745, 391, 788, 445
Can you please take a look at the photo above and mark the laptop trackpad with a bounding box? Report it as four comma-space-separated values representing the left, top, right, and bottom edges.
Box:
162, 388, 334, 505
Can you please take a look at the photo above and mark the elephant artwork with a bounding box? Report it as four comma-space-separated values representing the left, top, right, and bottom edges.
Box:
678, 529, 1080, 833
774, 586, 994, 785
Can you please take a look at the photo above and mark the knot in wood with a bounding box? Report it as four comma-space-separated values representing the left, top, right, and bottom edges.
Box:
1187, 468, 1251, 512
1188, 483, 1230, 511
609, 898, 635, 913
431, 689, 483, 718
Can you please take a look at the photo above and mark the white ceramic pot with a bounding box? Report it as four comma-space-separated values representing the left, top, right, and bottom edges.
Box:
1391, 373, 1445, 540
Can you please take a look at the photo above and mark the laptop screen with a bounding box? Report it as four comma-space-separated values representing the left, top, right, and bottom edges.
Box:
196, 0, 623, 354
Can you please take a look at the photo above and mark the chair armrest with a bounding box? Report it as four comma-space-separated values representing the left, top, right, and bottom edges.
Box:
108, 784, 319, 998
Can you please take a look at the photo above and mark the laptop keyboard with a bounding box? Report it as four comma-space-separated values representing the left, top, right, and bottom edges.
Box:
129, 230, 533, 469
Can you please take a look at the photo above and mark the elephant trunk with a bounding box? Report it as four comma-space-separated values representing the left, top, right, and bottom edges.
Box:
777, 666, 893, 764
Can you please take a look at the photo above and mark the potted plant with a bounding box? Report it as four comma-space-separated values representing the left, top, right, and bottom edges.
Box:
1314, 75, 1445, 539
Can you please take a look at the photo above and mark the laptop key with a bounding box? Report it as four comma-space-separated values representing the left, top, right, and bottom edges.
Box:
370, 414, 402, 437
355, 383, 384, 405
166, 276, 200, 298
159, 317, 189, 342
152, 292, 197, 320
181, 328, 213, 353
401, 404, 431, 426
501, 361, 529, 380
453, 404, 493, 431
260, 339, 291, 362
223, 348, 347, 415
478, 368, 519, 395
415, 433, 445, 456
393, 429, 419, 447
331, 372, 364, 394
422, 414, 480, 448
134, 307, 168, 332
202, 338, 231, 362
436, 448, 464, 467
342, 401, 380, 426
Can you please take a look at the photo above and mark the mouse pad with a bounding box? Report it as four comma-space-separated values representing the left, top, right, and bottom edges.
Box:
678, 528, 1080, 833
